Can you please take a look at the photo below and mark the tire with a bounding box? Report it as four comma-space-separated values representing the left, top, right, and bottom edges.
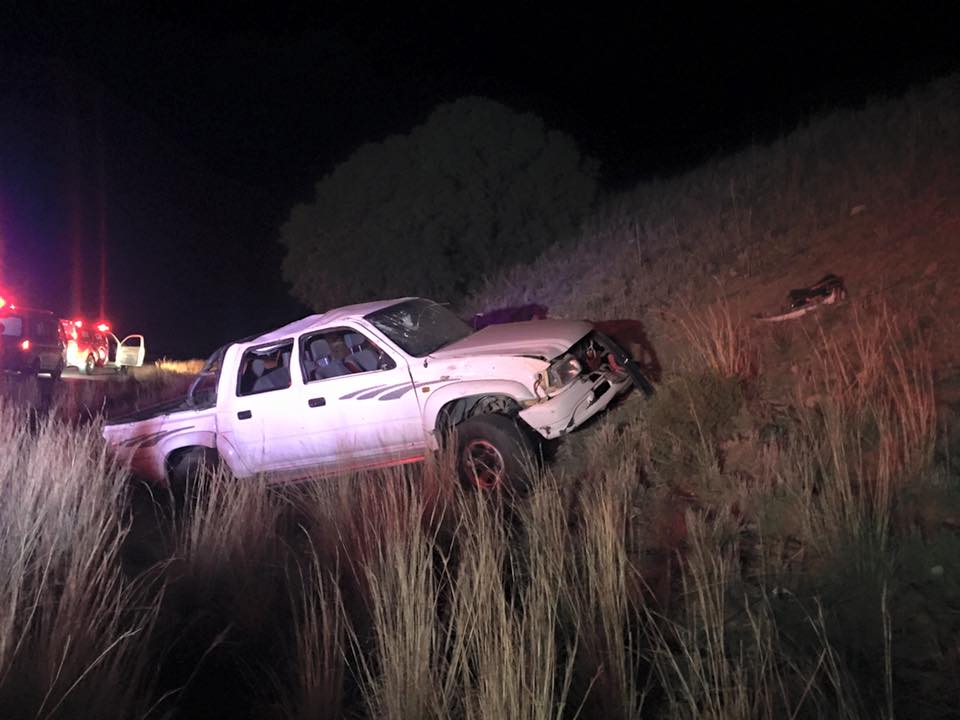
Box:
49, 361, 63, 381
455, 414, 537, 491
83, 354, 95, 375
167, 446, 219, 505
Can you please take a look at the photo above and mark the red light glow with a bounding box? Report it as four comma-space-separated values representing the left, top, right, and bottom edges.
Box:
96, 322, 110, 332
0, 296, 6, 309
73, 319, 83, 328
20, 339, 30, 351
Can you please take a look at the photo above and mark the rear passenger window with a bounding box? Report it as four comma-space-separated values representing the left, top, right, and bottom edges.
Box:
237, 341, 294, 396
1, 317, 23, 337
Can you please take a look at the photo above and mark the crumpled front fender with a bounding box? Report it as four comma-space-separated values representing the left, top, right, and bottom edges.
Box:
519, 370, 631, 439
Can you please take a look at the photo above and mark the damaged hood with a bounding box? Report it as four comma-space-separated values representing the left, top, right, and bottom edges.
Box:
429, 319, 592, 361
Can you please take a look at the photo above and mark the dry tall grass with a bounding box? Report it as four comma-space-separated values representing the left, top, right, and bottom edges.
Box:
565, 457, 648, 719
0, 308, 950, 719
675, 293, 759, 380
783, 302, 937, 549
0, 403, 157, 720
347, 472, 455, 720
153, 358, 206, 375
453, 482, 578, 720
281, 541, 345, 720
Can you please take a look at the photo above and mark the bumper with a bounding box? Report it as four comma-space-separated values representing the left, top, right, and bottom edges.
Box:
519, 370, 632, 439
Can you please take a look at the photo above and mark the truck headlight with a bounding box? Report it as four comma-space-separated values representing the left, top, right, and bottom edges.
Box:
538, 354, 582, 392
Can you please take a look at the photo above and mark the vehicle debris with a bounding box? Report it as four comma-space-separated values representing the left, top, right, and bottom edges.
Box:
753, 273, 848, 322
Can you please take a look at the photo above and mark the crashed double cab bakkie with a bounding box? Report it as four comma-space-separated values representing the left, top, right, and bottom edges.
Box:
103, 297, 650, 490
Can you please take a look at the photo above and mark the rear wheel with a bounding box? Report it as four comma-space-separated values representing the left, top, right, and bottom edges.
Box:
49, 361, 63, 381
455, 414, 536, 492
167, 446, 219, 505
82, 354, 95, 375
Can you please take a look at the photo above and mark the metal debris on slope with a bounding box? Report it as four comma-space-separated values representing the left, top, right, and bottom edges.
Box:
753, 273, 848, 322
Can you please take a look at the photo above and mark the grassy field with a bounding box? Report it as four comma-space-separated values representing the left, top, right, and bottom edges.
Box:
1, 74, 959, 719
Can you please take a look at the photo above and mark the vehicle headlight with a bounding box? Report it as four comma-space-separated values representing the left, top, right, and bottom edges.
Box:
538, 354, 582, 393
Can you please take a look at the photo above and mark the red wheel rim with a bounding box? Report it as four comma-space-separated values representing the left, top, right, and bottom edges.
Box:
461, 439, 506, 490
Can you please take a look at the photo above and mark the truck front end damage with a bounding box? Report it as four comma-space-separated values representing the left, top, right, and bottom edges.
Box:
518, 331, 640, 439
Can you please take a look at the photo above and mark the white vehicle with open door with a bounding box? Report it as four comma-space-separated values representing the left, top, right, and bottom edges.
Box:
107, 332, 146, 373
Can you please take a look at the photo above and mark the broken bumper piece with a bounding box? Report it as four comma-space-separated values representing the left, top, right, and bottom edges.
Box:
519, 370, 632, 439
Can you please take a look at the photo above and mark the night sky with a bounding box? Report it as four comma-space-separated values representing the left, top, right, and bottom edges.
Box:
1, 5, 958, 358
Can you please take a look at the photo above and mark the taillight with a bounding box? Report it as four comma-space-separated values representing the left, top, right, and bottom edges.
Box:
20, 339, 30, 351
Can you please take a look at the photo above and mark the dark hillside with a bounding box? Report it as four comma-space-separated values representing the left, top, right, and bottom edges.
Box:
470, 74, 960, 407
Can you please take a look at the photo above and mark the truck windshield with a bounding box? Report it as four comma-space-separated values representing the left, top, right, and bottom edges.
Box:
188, 345, 227, 408
366, 299, 472, 357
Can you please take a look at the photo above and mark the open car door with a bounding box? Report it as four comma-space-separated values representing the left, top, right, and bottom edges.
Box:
116, 334, 145, 369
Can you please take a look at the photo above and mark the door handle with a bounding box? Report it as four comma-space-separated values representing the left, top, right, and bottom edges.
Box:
237, 410, 252, 420
308, 397, 326, 408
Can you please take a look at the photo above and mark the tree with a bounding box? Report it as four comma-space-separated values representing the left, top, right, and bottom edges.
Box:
279, 97, 597, 310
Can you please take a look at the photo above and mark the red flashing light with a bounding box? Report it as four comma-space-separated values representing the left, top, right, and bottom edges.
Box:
73, 319, 83, 328
96, 322, 110, 333
20, 339, 30, 351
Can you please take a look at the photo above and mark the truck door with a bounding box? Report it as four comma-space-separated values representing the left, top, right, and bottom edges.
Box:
117, 334, 146, 368
294, 327, 426, 471
220, 339, 308, 474
31, 315, 61, 371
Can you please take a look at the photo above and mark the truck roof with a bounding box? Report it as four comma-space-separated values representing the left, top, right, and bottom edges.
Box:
0, 305, 55, 317
248, 297, 415, 345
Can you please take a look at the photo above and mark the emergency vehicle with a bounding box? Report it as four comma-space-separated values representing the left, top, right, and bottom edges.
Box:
0, 294, 65, 379
61, 318, 110, 374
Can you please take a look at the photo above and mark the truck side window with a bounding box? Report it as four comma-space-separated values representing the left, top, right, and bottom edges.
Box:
1, 316, 23, 337
300, 328, 395, 383
237, 340, 294, 396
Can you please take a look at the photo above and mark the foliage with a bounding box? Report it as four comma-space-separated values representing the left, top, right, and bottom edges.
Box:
645, 369, 746, 487
280, 96, 597, 309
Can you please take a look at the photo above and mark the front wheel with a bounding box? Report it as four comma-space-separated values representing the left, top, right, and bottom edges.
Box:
455, 414, 537, 491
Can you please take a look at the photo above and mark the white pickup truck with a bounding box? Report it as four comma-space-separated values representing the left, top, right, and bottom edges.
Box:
103, 298, 650, 490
